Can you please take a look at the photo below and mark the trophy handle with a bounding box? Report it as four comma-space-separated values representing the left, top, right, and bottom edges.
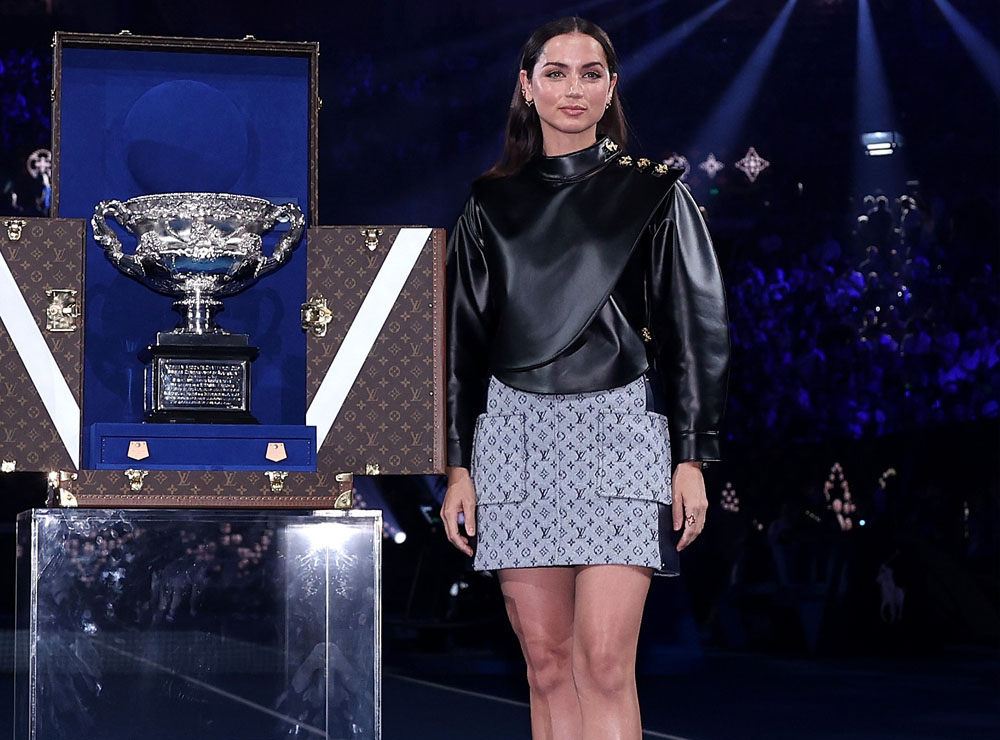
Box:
92, 199, 145, 279
256, 202, 305, 278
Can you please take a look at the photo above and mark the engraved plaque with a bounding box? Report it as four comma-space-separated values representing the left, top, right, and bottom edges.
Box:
144, 333, 258, 423
158, 359, 248, 410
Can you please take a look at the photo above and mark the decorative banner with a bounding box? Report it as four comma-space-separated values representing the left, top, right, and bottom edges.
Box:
735, 146, 771, 183
0, 249, 80, 467
699, 153, 725, 178
306, 227, 432, 448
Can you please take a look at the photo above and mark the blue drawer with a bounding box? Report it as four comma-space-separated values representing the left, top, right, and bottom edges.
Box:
89, 423, 316, 471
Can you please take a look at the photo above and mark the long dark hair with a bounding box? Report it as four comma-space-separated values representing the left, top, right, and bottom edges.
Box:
479, 17, 628, 180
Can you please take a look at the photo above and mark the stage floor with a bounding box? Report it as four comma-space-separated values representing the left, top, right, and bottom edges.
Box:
2, 630, 995, 739
383, 647, 999, 740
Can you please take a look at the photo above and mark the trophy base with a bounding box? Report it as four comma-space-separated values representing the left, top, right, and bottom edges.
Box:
143, 333, 259, 424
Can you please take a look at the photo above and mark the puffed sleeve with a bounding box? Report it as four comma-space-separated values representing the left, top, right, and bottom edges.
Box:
649, 182, 731, 463
446, 195, 495, 469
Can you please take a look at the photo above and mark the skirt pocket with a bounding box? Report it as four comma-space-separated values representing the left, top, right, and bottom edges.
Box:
471, 413, 528, 504
597, 411, 672, 505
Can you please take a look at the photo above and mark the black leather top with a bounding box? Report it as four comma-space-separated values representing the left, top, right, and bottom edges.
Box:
446, 137, 731, 468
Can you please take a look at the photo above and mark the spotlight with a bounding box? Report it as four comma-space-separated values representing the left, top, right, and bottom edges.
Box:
393, 530, 407, 544
687, 0, 798, 166
861, 131, 904, 157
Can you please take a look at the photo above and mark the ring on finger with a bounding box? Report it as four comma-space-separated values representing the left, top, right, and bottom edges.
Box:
685, 513, 696, 527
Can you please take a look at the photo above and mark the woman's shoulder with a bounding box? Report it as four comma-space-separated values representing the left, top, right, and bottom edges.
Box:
609, 152, 686, 196
469, 153, 685, 208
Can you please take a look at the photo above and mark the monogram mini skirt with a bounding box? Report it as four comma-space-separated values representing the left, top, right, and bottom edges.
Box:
470, 374, 680, 576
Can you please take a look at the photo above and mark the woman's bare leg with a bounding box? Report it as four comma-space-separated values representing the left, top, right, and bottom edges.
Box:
572, 564, 653, 740
498, 567, 581, 740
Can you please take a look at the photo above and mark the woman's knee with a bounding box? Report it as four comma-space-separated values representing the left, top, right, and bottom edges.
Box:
573, 642, 634, 696
520, 635, 574, 695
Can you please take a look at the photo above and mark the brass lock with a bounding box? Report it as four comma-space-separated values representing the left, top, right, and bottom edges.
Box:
265, 470, 288, 493
334, 471, 354, 510
4, 219, 26, 241
45, 289, 80, 332
301, 294, 334, 337
360, 227, 383, 251
46, 470, 79, 507
124, 469, 148, 492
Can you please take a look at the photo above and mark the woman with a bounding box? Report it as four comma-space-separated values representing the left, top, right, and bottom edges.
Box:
442, 16, 730, 740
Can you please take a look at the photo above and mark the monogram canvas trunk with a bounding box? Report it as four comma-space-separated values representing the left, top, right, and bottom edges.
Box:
0, 32, 446, 506
0, 216, 445, 506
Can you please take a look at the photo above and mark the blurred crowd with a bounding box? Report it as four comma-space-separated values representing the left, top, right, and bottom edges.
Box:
723, 188, 999, 444
0, 47, 50, 217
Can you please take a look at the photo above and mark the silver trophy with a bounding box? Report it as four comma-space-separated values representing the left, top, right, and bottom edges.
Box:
92, 192, 305, 423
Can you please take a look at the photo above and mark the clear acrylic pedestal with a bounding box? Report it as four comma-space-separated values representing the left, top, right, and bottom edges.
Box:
14, 508, 381, 739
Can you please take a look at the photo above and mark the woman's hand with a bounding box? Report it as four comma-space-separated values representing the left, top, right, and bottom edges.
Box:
441, 467, 477, 557
672, 461, 707, 551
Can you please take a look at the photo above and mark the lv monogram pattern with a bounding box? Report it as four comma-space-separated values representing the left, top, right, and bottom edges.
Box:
472, 375, 673, 571
71, 468, 353, 508
307, 227, 446, 475
0, 218, 83, 470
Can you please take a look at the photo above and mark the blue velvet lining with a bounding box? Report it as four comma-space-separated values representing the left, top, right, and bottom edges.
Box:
123, 79, 250, 193
57, 48, 311, 467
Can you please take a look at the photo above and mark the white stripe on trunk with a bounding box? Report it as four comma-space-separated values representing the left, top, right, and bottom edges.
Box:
306, 227, 431, 449
0, 249, 80, 468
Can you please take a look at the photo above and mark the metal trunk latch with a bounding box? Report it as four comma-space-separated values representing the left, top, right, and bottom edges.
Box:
334, 472, 354, 510
301, 294, 334, 337
46, 289, 80, 332
46, 471, 79, 507
124, 469, 148, 492
360, 227, 383, 251
4, 219, 26, 241
265, 471, 288, 493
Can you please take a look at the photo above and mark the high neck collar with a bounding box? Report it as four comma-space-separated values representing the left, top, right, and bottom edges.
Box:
532, 136, 622, 182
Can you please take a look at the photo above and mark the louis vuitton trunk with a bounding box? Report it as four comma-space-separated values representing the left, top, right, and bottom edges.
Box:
0, 31, 446, 507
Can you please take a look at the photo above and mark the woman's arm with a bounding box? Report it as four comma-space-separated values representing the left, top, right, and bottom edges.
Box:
650, 182, 731, 466
649, 183, 730, 550
445, 194, 495, 470
443, 195, 494, 555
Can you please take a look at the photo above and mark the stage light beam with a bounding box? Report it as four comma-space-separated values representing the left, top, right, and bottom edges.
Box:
853, 0, 906, 197
855, 0, 897, 134
689, 0, 798, 163
621, 0, 731, 86
603, 0, 672, 32
932, 0, 1000, 97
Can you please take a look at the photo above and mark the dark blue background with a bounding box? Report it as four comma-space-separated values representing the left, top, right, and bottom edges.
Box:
0, 5, 998, 729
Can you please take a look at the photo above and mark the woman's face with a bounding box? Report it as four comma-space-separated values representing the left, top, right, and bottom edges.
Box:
521, 32, 617, 155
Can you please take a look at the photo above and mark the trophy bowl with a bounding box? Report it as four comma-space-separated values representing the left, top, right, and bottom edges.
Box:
92, 192, 306, 422
92, 192, 305, 334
